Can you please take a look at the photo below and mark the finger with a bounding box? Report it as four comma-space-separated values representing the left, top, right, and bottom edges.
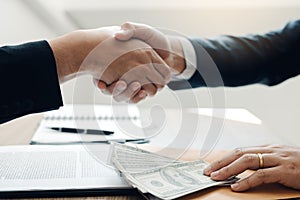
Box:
130, 90, 148, 104
204, 147, 274, 175
210, 153, 279, 181
93, 78, 107, 91
111, 81, 128, 96
120, 62, 166, 95
93, 79, 111, 95
113, 82, 141, 102
142, 83, 158, 96
231, 167, 281, 191
102, 82, 116, 95
116, 22, 153, 41
103, 80, 129, 96
97, 80, 107, 90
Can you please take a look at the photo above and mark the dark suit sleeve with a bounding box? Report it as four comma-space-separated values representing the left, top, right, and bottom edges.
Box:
0, 40, 63, 123
168, 20, 300, 89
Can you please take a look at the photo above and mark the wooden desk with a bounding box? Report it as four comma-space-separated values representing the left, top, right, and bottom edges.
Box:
0, 114, 42, 146
1, 113, 300, 200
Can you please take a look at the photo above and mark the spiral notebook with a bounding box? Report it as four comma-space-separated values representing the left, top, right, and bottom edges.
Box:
31, 104, 148, 145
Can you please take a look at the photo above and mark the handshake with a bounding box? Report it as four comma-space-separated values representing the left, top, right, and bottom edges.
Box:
49, 22, 187, 103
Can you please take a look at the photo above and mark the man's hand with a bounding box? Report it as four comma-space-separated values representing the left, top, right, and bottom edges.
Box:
97, 22, 186, 103
49, 26, 171, 98
96, 80, 148, 103
204, 144, 300, 191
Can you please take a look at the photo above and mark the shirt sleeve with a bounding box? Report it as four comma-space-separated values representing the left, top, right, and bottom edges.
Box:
171, 37, 197, 81
0, 40, 63, 123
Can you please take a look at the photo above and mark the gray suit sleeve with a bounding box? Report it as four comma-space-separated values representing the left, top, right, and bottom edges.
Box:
168, 20, 300, 90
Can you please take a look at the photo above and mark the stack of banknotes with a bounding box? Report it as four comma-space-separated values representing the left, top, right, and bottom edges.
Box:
110, 143, 238, 200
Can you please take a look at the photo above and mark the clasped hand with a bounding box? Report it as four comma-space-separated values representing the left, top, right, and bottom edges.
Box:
95, 22, 185, 103
50, 24, 175, 102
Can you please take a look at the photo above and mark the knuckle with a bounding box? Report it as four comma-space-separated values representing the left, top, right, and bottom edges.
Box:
220, 167, 230, 176
279, 152, 289, 158
269, 144, 283, 149
216, 159, 223, 167
286, 162, 297, 171
233, 148, 244, 158
241, 154, 255, 164
257, 169, 266, 179
143, 86, 156, 96
209, 161, 222, 171
122, 22, 134, 29
245, 178, 252, 188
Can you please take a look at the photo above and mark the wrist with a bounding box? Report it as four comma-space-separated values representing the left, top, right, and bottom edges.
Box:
166, 36, 186, 75
49, 31, 82, 83
49, 29, 112, 83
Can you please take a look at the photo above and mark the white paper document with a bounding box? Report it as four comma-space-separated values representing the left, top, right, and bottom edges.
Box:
0, 144, 130, 192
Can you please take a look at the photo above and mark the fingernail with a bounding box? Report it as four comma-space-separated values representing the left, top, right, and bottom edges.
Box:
211, 171, 219, 177
139, 92, 146, 98
231, 182, 240, 190
129, 82, 140, 91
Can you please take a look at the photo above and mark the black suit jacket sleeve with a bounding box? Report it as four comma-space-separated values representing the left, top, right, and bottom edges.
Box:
168, 20, 300, 89
0, 40, 63, 123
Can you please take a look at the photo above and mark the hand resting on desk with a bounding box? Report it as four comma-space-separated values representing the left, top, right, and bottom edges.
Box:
204, 144, 300, 192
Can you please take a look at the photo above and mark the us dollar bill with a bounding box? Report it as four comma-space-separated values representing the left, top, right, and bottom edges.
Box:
126, 160, 237, 200
110, 143, 182, 173
111, 144, 238, 199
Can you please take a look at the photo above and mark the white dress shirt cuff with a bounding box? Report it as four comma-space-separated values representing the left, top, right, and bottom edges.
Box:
171, 37, 197, 81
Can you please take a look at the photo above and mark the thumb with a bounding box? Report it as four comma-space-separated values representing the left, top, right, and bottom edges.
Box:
114, 29, 134, 41
114, 22, 170, 59
114, 22, 137, 41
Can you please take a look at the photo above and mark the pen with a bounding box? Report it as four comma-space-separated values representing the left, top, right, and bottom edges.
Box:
48, 127, 114, 135
30, 138, 149, 145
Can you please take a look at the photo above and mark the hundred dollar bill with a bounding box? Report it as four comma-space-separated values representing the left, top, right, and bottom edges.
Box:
110, 143, 182, 173
124, 160, 237, 200
111, 143, 180, 162
110, 144, 238, 199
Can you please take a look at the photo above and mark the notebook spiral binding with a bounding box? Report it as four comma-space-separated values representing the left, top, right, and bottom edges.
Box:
43, 115, 139, 121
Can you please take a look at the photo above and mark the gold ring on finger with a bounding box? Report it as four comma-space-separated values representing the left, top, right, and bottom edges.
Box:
257, 153, 264, 168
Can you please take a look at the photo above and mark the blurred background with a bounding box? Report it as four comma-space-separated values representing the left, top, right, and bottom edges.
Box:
1, 0, 300, 145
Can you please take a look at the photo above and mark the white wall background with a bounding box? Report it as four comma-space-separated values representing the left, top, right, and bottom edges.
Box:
1, 0, 300, 145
